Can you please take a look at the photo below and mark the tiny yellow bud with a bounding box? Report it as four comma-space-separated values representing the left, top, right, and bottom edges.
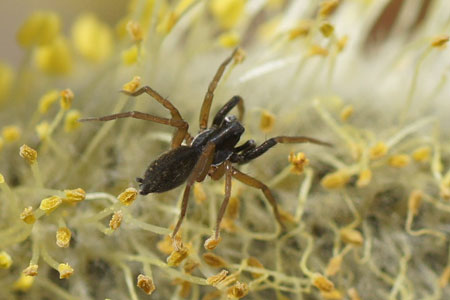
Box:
118, 187, 138, 206
63, 188, 86, 204
203, 253, 228, 268
35, 36, 73, 75
319, 0, 340, 18
370, 141, 388, 160
340, 228, 363, 246
340, 105, 353, 122
218, 31, 240, 48
2, 125, 21, 142
58, 263, 74, 279
356, 169, 372, 187
439, 266, 450, 288
122, 45, 139, 65
308, 44, 329, 57
204, 235, 222, 250
206, 269, 229, 286
412, 146, 431, 162
60, 88, 74, 110
0, 251, 12, 269
227, 281, 249, 299
23, 264, 39, 276
127, 20, 144, 42
56, 227, 72, 248
210, 0, 245, 29
39, 196, 63, 214
183, 259, 199, 274
321, 170, 350, 189
122, 76, 141, 93
64, 110, 82, 132
19, 144, 38, 164
193, 183, 207, 204
20, 206, 36, 224
320, 22, 334, 37
39, 89, 59, 113
431, 34, 449, 48
247, 257, 264, 279
325, 255, 343, 276
13, 273, 35, 291
321, 289, 343, 300
288, 20, 312, 40
36, 121, 51, 140
259, 110, 275, 133
347, 288, 361, 300
289, 152, 309, 174
167, 242, 189, 267
408, 190, 423, 216
17, 11, 61, 48
388, 154, 410, 168
312, 273, 334, 292
109, 210, 123, 230
137, 274, 156, 295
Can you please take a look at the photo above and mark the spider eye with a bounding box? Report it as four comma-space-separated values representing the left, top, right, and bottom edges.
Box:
224, 115, 237, 123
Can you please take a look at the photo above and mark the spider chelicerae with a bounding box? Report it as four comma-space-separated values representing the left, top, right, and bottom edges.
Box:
80, 48, 330, 245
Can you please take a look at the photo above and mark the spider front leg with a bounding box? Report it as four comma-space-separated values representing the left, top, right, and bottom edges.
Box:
212, 95, 245, 127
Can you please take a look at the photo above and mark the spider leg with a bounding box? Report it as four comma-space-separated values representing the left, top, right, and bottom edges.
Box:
231, 167, 285, 230
171, 142, 216, 239
121, 86, 188, 148
212, 95, 245, 127
199, 48, 239, 130
213, 161, 233, 240
231, 136, 331, 164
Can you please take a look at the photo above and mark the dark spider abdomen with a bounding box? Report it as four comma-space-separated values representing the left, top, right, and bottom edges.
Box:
137, 146, 201, 194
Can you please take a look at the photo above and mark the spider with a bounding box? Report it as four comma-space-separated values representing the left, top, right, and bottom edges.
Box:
80, 48, 330, 243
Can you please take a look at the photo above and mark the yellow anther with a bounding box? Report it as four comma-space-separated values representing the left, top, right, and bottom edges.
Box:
35, 36, 73, 75
193, 183, 207, 204
206, 269, 229, 286
431, 34, 449, 48
320, 22, 334, 37
218, 31, 240, 48
0, 173, 4, 183
19, 144, 38, 164
56, 227, 72, 248
13, 273, 35, 291
210, 0, 245, 29
183, 259, 199, 274
118, 187, 138, 206
58, 263, 74, 279
109, 210, 123, 230
370, 141, 388, 160
204, 235, 222, 250
203, 253, 227, 268
340, 105, 354, 122
227, 281, 249, 299
247, 257, 264, 279
72, 13, 113, 62
312, 273, 334, 292
39, 196, 63, 215
412, 146, 431, 162
321, 170, 350, 189
259, 110, 275, 133
0, 62, 14, 101
60, 88, 74, 110
122, 76, 141, 93
288, 20, 312, 40
167, 242, 189, 267
39, 89, 59, 113
319, 0, 340, 18
20, 206, 36, 224
137, 274, 156, 295
23, 264, 39, 276
356, 169, 372, 187
127, 20, 144, 42
36, 121, 51, 140
157, 234, 177, 255
326, 255, 343, 276
289, 152, 309, 174
337, 35, 348, 52
340, 228, 364, 246
64, 110, 82, 132
2, 125, 21, 142
17, 11, 61, 48
388, 154, 410, 168
308, 44, 329, 57
122, 45, 139, 65
0, 251, 12, 269
63, 188, 86, 204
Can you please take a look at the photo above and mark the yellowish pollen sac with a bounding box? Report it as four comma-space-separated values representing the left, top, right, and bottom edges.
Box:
193, 182, 207, 204
23, 264, 39, 276
259, 110, 275, 133
204, 235, 222, 250
35, 36, 73, 75
17, 11, 61, 48
340, 105, 354, 122
340, 228, 364, 246
122, 76, 141, 93
319, 0, 340, 18
370, 141, 388, 160
56, 227, 72, 248
289, 152, 309, 174
388, 154, 410, 168
227, 281, 249, 299
325, 255, 343, 276
63, 188, 86, 204
0, 251, 13, 269
58, 263, 74, 279
72, 13, 113, 63
0, 62, 14, 102
157, 234, 177, 255
321, 170, 350, 189
137, 274, 156, 295
431, 34, 449, 48
356, 169, 372, 187
64, 110, 82, 132
439, 266, 450, 288
206, 269, 229, 287
247, 257, 264, 279
321, 289, 343, 300
412, 146, 431, 162
19, 144, 38, 164
122, 45, 139, 65
320, 22, 334, 37
39, 89, 59, 114
218, 31, 241, 48
337, 35, 348, 52
60, 88, 74, 110
109, 210, 123, 230
13, 273, 35, 291
183, 259, 199, 274
127, 20, 144, 42
288, 20, 312, 40
36, 121, 51, 140
312, 273, 334, 292
118, 187, 138, 206
203, 253, 228, 268
408, 190, 423, 216
210, 0, 245, 29
308, 44, 329, 57
39, 196, 63, 215
20, 206, 36, 224
2, 125, 21, 142
347, 288, 361, 300
167, 242, 190, 267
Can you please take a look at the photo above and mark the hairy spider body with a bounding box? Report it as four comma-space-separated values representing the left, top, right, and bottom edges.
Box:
80, 49, 331, 244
